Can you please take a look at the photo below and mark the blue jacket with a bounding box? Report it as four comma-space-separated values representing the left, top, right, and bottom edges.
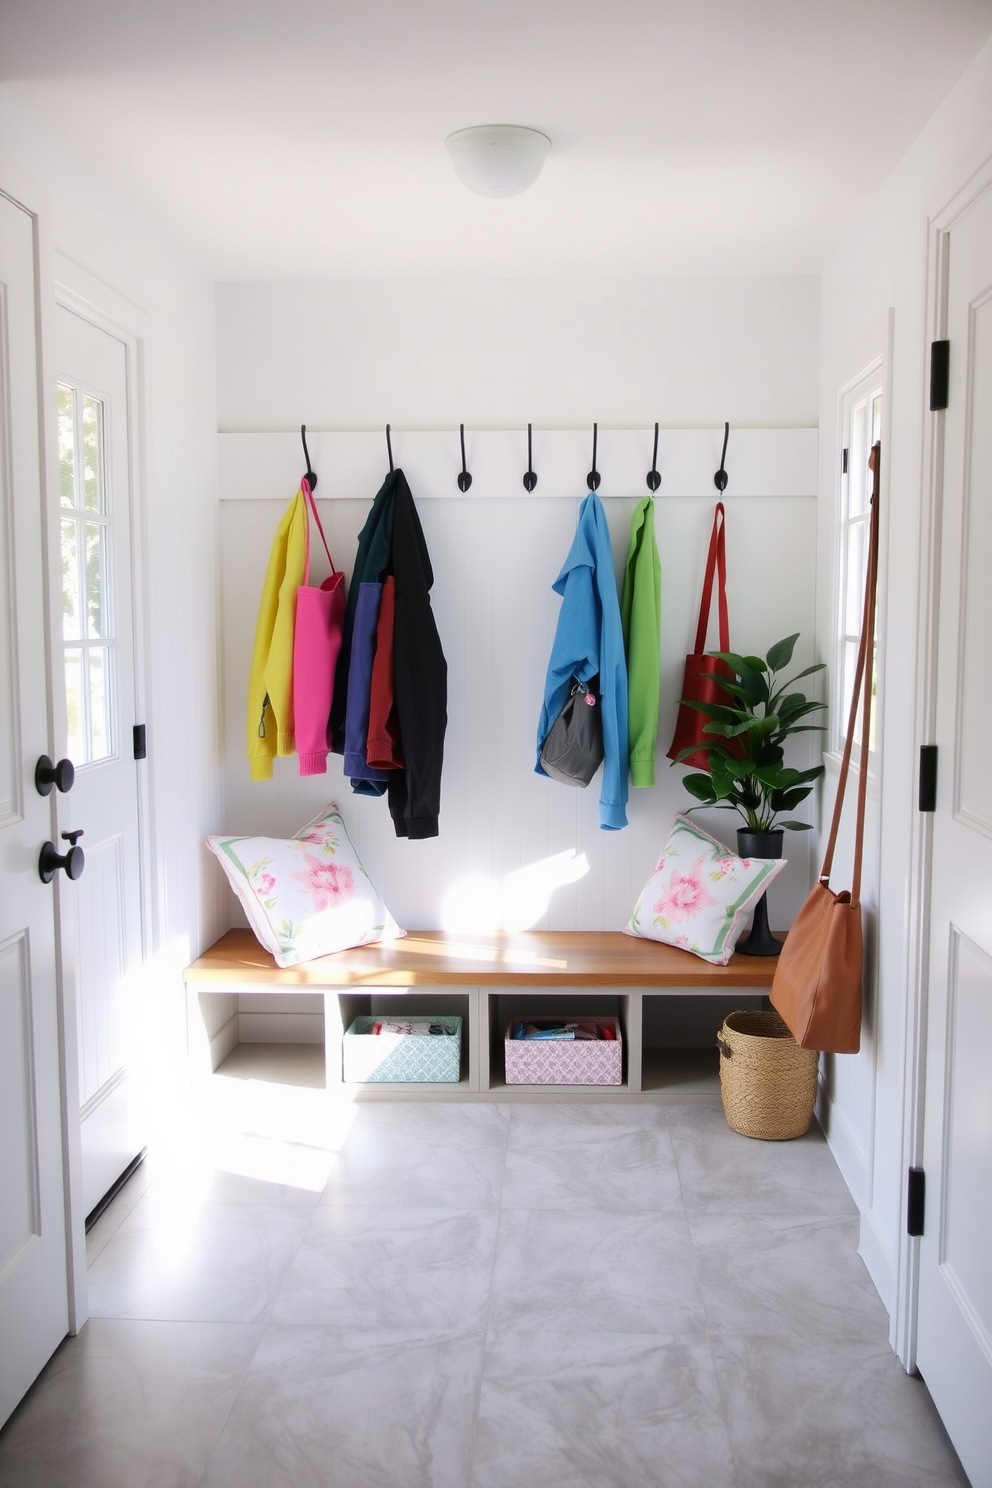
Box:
536, 493, 629, 830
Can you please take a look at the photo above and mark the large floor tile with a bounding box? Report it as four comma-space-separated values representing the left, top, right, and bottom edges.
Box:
348, 1101, 511, 1145
488, 1207, 706, 1336
0, 1318, 262, 1488
711, 1334, 970, 1488
501, 1120, 684, 1214
321, 1107, 508, 1212
272, 1205, 499, 1330
471, 1329, 739, 1488
666, 1105, 856, 1221
198, 1325, 485, 1488
87, 1187, 317, 1324
691, 1212, 888, 1342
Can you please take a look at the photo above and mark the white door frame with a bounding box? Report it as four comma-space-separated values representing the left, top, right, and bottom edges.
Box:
49, 258, 153, 1328
892, 149, 992, 1371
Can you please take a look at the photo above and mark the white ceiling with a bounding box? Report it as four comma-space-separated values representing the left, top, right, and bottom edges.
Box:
2, 0, 991, 280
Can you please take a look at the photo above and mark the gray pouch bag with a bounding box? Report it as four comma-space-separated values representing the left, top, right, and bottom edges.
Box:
540, 678, 604, 787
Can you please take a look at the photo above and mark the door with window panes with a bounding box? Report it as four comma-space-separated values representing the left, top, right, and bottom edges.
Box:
56, 304, 145, 1218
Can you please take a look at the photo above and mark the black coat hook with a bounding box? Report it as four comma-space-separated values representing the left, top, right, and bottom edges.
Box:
523, 423, 537, 492
647, 422, 661, 492
714, 422, 730, 493
587, 423, 601, 492
457, 424, 472, 492
301, 425, 317, 491
386, 424, 394, 473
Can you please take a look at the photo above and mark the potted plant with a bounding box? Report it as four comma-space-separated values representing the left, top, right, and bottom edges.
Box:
674, 632, 826, 956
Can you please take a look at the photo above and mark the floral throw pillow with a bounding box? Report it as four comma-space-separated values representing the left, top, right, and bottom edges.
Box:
206, 803, 404, 968
623, 814, 786, 965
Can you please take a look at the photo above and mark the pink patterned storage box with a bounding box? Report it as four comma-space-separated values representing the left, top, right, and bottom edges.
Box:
504, 1018, 623, 1086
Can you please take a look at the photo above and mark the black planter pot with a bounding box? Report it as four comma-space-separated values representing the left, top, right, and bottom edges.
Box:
735, 828, 784, 957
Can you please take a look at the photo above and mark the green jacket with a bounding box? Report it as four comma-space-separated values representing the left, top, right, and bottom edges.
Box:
620, 497, 661, 787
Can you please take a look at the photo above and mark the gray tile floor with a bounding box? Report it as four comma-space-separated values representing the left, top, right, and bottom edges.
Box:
0, 1071, 969, 1488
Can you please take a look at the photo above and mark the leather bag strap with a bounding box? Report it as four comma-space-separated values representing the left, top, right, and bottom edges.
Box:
693, 502, 730, 654
819, 443, 881, 901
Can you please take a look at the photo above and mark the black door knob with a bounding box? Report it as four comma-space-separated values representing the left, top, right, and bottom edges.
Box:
39, 830, 85, 884
35, 755, 75, 796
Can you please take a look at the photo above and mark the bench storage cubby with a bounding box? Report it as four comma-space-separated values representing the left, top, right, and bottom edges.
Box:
184, 929, 781, 1102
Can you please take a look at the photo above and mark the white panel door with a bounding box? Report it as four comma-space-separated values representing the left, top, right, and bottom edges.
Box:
917, 181, 992, 1488
54, 306, 144, 1217
0, 193, 69, 1426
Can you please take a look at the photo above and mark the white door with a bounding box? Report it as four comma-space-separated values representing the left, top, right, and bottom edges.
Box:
0, 193, 69, 1424
916, 180, 992, 1487
54, 305, 145, 1218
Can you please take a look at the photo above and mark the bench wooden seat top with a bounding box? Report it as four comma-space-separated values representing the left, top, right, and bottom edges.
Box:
184, 927, 782, 990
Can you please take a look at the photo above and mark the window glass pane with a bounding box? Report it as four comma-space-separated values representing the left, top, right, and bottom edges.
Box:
842, 639, 861, 747
81, 395, 103, 513
64, 648, 85, 765
61, 518, 81, 640
849, 402, 869, 516
870, 392, 882, 447
88, 647, 111, 761
58, 384, 76, 508
868, 649, 878, 754
845, 519, 867, 636
85, 521, 109, 639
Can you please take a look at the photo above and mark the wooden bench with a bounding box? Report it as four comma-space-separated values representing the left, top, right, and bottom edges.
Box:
184, 928, 781, 1101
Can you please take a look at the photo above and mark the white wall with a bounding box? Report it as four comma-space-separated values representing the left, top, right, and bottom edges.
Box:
0, 83, 223, 1057
814, 35, 992, 1334
215, 277, 821, 955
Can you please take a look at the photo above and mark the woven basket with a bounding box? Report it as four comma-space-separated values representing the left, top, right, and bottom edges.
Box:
717, 1010, 819, 1140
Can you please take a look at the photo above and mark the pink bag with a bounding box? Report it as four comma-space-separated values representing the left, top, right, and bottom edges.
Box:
293, 479, 346, 776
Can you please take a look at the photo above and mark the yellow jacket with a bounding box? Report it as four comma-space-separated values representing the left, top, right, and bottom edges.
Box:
247, 487, 308, 781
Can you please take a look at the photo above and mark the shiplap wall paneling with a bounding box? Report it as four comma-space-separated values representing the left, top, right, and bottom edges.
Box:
218, 484, 818, 936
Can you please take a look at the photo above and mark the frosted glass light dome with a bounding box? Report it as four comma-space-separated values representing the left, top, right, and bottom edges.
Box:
445, 125, 551, 198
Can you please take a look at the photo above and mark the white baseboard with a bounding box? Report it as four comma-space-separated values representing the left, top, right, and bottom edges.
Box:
816, 1078, 895, 1321
816, 1077, 869, 1209
858, 1203, 896, 1321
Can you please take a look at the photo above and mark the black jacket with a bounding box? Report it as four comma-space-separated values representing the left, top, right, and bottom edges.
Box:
387, 472, 447, 838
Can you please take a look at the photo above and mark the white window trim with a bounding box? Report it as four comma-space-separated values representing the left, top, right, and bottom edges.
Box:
825, 349, 888, 781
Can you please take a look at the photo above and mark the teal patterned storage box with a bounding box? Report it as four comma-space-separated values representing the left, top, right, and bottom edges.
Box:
342, 1015, 462, 1083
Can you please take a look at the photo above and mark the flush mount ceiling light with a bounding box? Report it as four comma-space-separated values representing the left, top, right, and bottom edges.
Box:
444, 125, 552, 198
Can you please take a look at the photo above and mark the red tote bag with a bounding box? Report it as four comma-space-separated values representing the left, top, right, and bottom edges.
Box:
667, 502, 736, 772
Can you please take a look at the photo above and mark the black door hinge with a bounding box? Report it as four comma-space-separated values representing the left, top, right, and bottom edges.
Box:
930, 340, 950, 411
133, 724, 147, 761
842, 447, 848, 474
907, 1167, 926, 1237
919, 744, 937, 812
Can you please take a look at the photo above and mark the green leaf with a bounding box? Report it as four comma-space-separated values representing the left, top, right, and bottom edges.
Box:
682, 774, 718, 803
752, 764, 791, 789
742, 655, 768, 673
770, 787, 814, 811
680, 700, 748, 725
774, 699, 827, 727
707, 653, 769, 705
780, 820, 813, 830
765, 633, 799, 672
697, 672, 757, 705
787, 663, 828, 682
789, 764, 826, 784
